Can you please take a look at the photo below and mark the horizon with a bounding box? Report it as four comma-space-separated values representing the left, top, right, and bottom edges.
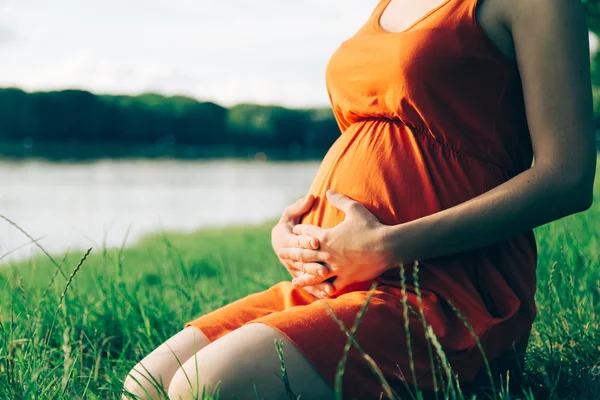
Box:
0, 86, 333, 109
2, 1, 597, 109
0, 0, 379, 108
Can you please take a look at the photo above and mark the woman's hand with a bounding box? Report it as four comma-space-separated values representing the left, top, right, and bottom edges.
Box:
277, 190, 398, 295
271, 194, 336, 298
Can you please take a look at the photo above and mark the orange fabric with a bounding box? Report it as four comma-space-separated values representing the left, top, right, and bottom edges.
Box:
186, 0, 537, 398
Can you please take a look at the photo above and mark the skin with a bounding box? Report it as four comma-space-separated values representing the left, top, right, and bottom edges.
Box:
270, 194, 336, 297
123, 325, 334, 400
122, 195, 337, 399
167, 324, 334, 400
124, 0, 596, 398
280, 0, 597, 295
122, 327, 211, 399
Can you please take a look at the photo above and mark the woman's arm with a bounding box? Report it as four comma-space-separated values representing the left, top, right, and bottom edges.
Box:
280, 0, 596, 292
388, 0, 596, 263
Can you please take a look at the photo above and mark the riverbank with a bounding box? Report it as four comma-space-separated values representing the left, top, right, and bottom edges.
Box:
0, 211, 599, 398
0, 141, 329, 162
0, 159, 320, 262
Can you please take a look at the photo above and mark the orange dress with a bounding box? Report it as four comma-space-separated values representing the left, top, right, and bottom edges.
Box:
186, 0, 537, 398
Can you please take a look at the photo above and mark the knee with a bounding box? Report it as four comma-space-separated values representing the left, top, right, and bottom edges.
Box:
122, 366, 144, 399
122, 363, 165, 400
167, 358, 229, 400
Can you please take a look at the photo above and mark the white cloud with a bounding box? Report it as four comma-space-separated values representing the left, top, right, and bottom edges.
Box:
0, 2, 20, 45
0, 2, 17, 19
13, 49, 328, 107
0, 27, 18, 44
7, 0, 595, 108
0, 0, 377, 106
18, 50, 198, 95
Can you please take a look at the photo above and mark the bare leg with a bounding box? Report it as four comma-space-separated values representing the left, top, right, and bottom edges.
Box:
168, 323, 335, 400
123, 326, 210, 400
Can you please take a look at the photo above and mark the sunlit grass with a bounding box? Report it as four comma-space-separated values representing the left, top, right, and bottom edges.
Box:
1, 168, 599, 399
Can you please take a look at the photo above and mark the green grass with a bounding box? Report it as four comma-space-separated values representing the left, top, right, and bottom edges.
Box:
1, 181, 599, 399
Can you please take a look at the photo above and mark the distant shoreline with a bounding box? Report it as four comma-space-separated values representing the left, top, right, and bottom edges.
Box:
0, 141, 328, 162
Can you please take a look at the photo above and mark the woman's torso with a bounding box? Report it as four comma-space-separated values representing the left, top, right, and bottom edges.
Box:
301, 0, 532, 231
299, 0, 538, 340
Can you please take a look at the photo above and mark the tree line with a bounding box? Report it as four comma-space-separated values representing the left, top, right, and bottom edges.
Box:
4, 38, 600, 161
0, 88, 341, 160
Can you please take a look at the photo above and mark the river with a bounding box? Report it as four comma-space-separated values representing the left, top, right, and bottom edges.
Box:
0, 159, 320, 262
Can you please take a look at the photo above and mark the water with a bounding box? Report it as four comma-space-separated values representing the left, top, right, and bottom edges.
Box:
0, 159, 320, 262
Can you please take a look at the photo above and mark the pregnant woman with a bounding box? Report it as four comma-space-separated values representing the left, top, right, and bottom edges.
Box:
124, 0, 596, 398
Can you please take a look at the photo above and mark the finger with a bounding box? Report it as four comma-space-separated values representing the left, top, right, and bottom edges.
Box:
290, 261, 330, 278
301, 285, 326, 299
292, 224, 324, 239
288, 265, 303, 278
292, 272, 326, 289
328, 276, 350, 295
278, 248, 330, 263
285, 234, 319, 249
281, 194, 314, 222
325, 189, 361, 215
312, 281, 336, 297
287, 266, 305, 280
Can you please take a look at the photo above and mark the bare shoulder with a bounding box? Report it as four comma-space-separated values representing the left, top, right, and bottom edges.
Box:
501, 0, 588, 34
474, 0, 515, 59
499, 0, 595, 186
470, 0, 587, 61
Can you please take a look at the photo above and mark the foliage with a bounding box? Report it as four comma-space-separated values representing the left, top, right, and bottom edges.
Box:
1, 159, 599, 399
584, 0, 600, 36
0, 88, 339, 160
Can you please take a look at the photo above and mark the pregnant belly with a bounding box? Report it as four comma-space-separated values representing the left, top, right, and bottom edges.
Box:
299, 118, 504, 229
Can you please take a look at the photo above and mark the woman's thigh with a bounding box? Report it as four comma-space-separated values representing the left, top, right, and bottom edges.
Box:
122, 326, 210, 400
168, 323, 335, 400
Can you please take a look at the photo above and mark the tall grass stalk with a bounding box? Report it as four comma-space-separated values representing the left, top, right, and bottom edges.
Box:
1, 165, 599, 399
331, 282, 378, 400
324, 289, 396, 400
446, 300, 497, 399
399, 263, 421, 400
274, 339, 298, 400
412, 261, 440, 397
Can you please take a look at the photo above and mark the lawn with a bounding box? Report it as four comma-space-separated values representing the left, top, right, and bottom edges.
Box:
0, 175, 599, 399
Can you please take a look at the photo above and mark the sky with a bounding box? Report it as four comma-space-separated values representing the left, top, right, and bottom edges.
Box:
1, 1, 598, 108
0, 0, 378, 108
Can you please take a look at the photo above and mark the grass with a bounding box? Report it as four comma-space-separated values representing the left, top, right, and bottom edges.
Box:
1, 178, 599, 399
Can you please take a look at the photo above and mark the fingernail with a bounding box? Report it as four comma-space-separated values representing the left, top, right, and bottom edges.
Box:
318, 269, 325, 277
325, 287, 333, 295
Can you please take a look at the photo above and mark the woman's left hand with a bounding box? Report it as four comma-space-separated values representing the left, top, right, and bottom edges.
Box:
277, 189, 398, 295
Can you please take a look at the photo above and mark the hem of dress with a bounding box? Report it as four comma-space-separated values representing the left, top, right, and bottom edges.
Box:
184, 319, 228, 344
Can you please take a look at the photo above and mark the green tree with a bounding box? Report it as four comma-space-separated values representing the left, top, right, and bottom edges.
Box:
583, 0, 600, 35
0, 88, 338, 159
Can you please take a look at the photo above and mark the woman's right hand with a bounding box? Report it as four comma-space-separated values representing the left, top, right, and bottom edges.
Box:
271, 194, 335, 299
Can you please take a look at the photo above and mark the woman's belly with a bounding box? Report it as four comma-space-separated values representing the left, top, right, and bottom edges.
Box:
299, 118, 505, 229
297, 119, 538, 333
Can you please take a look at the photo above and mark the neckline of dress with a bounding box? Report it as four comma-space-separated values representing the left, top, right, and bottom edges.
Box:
373, 0, 453, 35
